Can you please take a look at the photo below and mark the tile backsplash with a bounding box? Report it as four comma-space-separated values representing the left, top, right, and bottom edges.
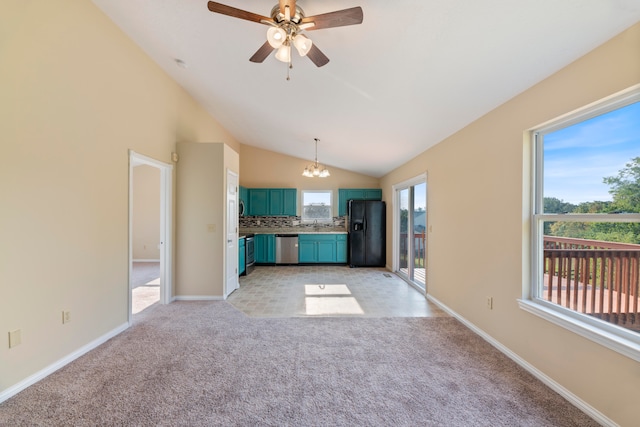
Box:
240, 216, 346, 230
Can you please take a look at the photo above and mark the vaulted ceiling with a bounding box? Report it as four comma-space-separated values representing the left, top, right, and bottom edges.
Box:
92, 0, 640, 177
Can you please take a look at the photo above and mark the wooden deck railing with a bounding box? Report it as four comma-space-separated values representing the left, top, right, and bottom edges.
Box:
399, 232, 426, 268
543, 236, 640, 330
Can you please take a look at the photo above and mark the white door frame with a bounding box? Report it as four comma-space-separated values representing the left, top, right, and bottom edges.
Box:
392, 173, 427, 288
128, 150, 173, 324
225, 169, 239, 298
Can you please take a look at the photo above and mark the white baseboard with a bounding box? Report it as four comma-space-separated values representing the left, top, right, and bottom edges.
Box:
426, 294, 617, 427
132, 259, 160, 262
0, 322, 129, 404
173, 296, 224, 301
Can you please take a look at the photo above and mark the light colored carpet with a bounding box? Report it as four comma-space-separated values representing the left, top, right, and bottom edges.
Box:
0, 301, 598, 426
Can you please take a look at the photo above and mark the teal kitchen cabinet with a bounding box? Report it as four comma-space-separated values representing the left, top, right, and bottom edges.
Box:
239, 186, 249, 216
248, 189, 270, 216
298, 234, 347, 264
336, 234, 348, 263
281, 189, 297, 216
338, 189, 382, 216
269, 189, 297, 216
254, 234, 276, 264
238, 237, 246, 275
298, 238, 316, 263
247, 188, 297, 216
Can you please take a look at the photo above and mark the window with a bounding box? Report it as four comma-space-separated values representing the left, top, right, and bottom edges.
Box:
522, 86, 640, 361
301, 190, 332, 223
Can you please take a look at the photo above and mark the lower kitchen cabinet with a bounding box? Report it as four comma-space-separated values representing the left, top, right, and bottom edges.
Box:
336, 234, 348, 263
238, 237, 246, 275
254, 234, 275, 264
299, 234, 347, 264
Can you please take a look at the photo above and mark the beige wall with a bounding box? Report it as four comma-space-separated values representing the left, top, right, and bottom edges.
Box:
380, 22, 640, 426
133, 165, 160, 260
0, 1, 240, 393
240, 144, 380, 215
175, 142, 239, 297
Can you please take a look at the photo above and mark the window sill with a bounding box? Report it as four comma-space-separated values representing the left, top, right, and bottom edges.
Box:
518, 299, 640, 362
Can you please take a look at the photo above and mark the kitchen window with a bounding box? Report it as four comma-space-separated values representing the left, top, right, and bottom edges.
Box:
520, 85, 640, 361
302, 190, 332, 223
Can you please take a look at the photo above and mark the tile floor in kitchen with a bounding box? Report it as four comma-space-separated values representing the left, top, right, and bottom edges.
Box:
228, 265, 448, 318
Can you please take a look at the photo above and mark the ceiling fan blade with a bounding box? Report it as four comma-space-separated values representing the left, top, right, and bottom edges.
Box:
307, 44, 330, 67
249, 41, 275, 63
300, 7, 363, 31
207, 1, 272, 25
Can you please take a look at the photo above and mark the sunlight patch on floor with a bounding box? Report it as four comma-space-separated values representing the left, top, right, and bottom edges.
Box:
304, 284, 363, 315
304, 284, 351, 295
132, 284, 159, 314
304, 297, 364, 315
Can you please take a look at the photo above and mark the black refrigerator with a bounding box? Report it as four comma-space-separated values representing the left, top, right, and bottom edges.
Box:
348, 200, 386, 267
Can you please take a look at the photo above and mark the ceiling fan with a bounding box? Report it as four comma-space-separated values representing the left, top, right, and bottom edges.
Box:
207, 1, 363, 68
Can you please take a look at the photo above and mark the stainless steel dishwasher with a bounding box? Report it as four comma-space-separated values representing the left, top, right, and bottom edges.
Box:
275, 234, 299, 265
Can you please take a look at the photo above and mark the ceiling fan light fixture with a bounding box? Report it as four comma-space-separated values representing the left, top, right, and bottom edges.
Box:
275, 44, 291, 62
293, 34, 312, 56
267, 26, 286, 48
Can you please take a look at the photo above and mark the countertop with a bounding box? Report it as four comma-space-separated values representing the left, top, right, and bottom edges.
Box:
240, 227, 347, 235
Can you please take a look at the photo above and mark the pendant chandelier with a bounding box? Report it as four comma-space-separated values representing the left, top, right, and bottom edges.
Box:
302, 138, 330, 178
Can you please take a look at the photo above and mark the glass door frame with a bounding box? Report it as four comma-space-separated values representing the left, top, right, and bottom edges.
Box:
392, 173, 427, 292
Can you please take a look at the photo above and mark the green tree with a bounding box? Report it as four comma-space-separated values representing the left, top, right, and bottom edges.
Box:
543, 197, 576, 235
544, 197, 576, 214
572, 200, 612, 213
603, 156, 640, 213
545, 159, 640, 243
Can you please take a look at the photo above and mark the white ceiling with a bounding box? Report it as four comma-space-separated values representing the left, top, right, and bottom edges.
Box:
92, 0, 640, 178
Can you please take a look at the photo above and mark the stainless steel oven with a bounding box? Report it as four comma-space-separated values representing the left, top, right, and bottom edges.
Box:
245, 234, 255, 275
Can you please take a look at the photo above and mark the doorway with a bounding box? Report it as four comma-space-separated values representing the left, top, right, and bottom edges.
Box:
393, 175, 427, 291
128, 151, 173, 324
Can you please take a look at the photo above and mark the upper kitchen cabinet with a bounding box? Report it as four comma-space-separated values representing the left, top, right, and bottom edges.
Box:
249, 188, 269, 216
338, 189, 382, 216
239, 186, 249, 216
248, 188, 297, 216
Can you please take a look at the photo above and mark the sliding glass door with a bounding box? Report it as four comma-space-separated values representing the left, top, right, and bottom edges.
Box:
396, 180, 427, 290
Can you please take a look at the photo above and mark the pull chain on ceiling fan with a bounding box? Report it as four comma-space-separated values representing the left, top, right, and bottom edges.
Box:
207, 1, 363, 78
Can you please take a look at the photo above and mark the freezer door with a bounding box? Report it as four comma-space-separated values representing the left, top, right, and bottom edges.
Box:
365, 201, 386, 266
348, 200, 366, 267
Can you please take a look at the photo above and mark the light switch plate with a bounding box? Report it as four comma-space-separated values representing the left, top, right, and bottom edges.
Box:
9, 329, 21, 348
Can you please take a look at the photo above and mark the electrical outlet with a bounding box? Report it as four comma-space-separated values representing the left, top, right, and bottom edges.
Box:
62, 310, 71, 324
9, 329, 21, 348
207, 224, 216, 232
486, 297, 493, 310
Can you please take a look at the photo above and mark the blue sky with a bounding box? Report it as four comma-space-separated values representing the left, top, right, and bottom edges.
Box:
544, 101, 640, 205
